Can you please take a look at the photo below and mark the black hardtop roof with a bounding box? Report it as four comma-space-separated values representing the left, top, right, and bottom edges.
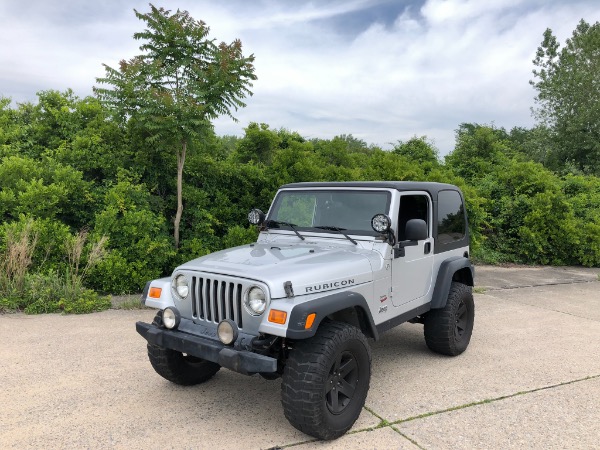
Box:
280, 181, 461, 197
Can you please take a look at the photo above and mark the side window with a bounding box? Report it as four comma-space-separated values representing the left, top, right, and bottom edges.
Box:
437, 190, 466, 243
397, 195, 429, 240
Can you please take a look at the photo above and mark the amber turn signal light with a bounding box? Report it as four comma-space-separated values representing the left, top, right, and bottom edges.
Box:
149, 287, 162, 298
305, 313, 316, 329
268, 309, 287, 324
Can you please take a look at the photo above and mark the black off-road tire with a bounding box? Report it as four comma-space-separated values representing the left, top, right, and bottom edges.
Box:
424, 282, 474, 356
146, 311, 220, 386
281, 321, 371, 440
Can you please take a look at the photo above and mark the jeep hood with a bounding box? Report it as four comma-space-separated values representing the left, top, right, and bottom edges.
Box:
178, 242, 375, 299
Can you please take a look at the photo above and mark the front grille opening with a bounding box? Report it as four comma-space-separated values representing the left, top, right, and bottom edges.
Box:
212, 280, 219, 322
236, 283, 243, 328
191, 277, 197, 318
191, 276, 245, 329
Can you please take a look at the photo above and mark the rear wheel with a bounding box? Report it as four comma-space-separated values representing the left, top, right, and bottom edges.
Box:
281, 322, 371, 440
424, 282, 474, 356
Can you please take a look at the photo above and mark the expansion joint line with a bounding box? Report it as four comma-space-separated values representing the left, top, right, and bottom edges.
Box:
390, 374, 600, 426
273, 375, 600, 449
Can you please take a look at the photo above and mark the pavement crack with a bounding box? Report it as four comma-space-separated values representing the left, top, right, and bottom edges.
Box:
487, 291, 600, 322
362, 405, 388, 424
390, 374, 600, 427
390, 426, 427, 449
484, 279, 599, 291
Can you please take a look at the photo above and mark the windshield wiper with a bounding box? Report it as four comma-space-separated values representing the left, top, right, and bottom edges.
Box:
314, 226, 358, 245
266, 220, 305, 240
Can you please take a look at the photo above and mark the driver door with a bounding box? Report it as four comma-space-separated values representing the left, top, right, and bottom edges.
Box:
390, 193, 434, 307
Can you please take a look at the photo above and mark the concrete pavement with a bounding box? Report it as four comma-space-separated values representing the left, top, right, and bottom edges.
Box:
1, 265, 599, 449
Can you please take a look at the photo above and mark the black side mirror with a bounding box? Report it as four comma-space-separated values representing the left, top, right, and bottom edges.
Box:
394, 219, 428, 258
405, 219, 427, 241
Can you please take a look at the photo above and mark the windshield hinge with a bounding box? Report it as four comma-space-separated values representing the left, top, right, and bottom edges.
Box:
284, 281, 294, 298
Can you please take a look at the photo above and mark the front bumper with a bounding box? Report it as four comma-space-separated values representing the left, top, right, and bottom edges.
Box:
136, 322, 277, 375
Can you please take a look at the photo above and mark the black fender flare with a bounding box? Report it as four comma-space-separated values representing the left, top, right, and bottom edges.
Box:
430, 257, 474, 309
286, 291, 378, 340
140, 281, 151, 306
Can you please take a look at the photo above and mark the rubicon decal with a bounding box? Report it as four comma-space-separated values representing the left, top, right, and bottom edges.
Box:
305, 279, 355, 293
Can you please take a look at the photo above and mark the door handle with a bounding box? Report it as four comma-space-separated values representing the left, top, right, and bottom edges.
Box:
424, 242, 431, 254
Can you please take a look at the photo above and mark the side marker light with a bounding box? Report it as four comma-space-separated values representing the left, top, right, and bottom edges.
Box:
305, 313, 316, 329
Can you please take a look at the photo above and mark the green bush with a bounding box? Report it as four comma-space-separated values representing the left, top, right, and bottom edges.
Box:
87, 249, 167, 294
221, 225, 259, 249
88, 177, 174, 293
1, 271, 111, 314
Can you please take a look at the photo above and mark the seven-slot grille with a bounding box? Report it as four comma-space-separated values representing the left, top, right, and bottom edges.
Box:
191, 276, 244, 328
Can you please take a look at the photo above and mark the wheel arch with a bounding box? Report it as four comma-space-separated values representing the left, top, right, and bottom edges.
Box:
328, 305, 378, 340
430, 256, 474, 309
286, 291, 378, 340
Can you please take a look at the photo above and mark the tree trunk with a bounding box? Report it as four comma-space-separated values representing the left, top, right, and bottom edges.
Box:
174, 141, 186, 249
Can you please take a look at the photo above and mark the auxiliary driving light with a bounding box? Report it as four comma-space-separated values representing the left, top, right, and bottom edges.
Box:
217, 319, 239, 345
371, 214, 392, 233
248, 208, 265, 225
162, 307, 181, 330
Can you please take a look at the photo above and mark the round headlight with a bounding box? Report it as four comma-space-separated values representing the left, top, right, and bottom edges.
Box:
162, 307, 181, 330
245, 286, 267, 315
371, 214, 392, 233
217, 319, 239, 345
172, 274, 189, 298
248, 208, 265, 225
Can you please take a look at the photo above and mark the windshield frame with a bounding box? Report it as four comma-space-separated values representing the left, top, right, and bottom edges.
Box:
265, 188, 393, 239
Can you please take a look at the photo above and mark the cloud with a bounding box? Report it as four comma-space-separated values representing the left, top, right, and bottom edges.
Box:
1, 0, 598, 154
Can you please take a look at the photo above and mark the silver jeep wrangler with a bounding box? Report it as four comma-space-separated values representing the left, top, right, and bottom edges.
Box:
136, 181, 475, 440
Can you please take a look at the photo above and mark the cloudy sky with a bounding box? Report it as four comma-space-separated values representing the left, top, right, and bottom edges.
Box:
0, 0, 598, 154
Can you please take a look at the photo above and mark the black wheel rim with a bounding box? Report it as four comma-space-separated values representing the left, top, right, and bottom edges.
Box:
454, 300, 468, 341
326, 351, 358, 414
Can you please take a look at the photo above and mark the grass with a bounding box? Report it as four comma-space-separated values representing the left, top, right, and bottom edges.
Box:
109, 292, 149, 310
112, 297, 149, 310
0, 222, 111, 314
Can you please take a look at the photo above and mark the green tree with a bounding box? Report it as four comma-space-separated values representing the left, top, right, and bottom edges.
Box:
445, 124, 514, 182
236, 122, 281, 164
95, 4, 256, 248
393, 136, 439, 166
0, 155, 92, 228
530, 20, 600, 174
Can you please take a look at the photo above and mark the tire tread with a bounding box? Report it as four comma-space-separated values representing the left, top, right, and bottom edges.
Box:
281, 322, 371, 440
424, 282, 474, 356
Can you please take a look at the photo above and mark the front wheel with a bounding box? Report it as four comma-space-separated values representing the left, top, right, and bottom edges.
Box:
146, 311, 220, 385
424, 282, 474, 356
281, 322, 371, 440
147, 344, 221, 386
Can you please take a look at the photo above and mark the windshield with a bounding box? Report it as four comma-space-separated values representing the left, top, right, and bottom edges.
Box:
267, 189, 391, 237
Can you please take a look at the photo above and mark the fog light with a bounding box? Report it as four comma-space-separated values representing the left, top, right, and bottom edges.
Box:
162, 307, 181, 330
217, 319, 238, 345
